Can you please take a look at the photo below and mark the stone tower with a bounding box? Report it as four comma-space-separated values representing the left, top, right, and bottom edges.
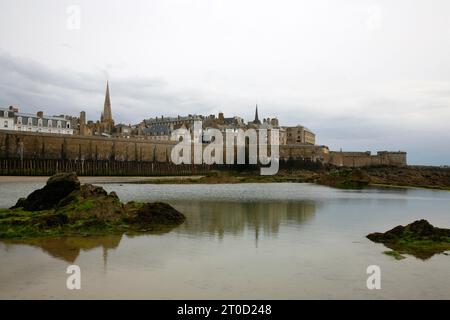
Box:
99, 81, 114, 134
253, 104, 261, 125
102, 81, 112, 122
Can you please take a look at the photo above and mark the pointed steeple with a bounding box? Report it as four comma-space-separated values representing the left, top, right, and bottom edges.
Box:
103, 81, 112, 122
253, 104, 261, 125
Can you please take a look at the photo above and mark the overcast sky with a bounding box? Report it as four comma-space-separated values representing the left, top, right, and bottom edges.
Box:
0, 0, 450, 165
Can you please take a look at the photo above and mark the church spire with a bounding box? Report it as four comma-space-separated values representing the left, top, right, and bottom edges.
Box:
103, 81, 112, 122
253, 104, 261, 125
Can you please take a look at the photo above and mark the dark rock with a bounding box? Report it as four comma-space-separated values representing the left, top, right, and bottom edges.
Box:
56, 183, 125, 223
55, 184, 107, 208
13, 198, 27, 209
1, 173, 186, 239
47, 172, 80, 188
367, 225, 405, 242
10, 172, 80, 211
368, 220, 450, 242
408, 219, 438, 237
78, 184, 108, 198
125, 202, 185, 226
367, 219, 450, 260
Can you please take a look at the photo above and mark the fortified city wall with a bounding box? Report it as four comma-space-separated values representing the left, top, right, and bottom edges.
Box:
0, 131, 407, 167
0, 130, 173, 162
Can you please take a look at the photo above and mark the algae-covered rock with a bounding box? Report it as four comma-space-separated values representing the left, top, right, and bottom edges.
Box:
0, 173, 185, 239
10, 172, 80, 211
367, 220, 450, 260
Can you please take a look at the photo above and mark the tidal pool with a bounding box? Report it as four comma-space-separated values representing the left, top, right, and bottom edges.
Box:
0, 181, 449, 299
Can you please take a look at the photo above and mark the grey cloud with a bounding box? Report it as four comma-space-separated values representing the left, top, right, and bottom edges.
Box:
0, 50, 449, 165
0, 50, 214, 123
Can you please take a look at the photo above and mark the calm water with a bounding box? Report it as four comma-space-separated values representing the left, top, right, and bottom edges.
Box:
0, 181, 449, 299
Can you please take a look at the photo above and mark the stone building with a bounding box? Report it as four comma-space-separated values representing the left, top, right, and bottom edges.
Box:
141, 123, 171, 141
142, 112, 245, 143
245, 105, 286, 145
285, 125, 316, 145
143, 114, 203, 128
114, 124, 136, 138
0, 106, 73, 135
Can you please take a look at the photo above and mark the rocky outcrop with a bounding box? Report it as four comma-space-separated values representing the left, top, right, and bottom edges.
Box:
11, 172, 80, 211
1, 173, 185, 239
124, 202, 186, 226
367, 220, 450, 260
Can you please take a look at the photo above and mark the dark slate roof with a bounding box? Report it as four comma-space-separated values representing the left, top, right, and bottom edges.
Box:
143, 124, 170, 135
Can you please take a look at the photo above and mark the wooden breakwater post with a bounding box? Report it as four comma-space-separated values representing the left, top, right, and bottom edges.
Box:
0, 158, 210, 177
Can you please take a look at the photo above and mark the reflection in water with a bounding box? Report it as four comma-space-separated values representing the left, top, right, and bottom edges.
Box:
0, 200, 316, 263
2, 182, 450, 299
1, 224, 183, 264
376, 241, 450, 260
173, 200, 316, 242
2, 235, 123, 264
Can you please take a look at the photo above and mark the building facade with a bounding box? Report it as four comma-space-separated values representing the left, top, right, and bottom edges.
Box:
141, 123, 171, 141
0, 106, 73, 135
143, 114, 203, 128
285, 126, 316, 145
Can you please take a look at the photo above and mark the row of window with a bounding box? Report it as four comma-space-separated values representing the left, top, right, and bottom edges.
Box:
149, 120, 197, 126
16, 126, 68, 134
1, 113, 70, 129
2, 120, 71, 132
15, 117, 70, 128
